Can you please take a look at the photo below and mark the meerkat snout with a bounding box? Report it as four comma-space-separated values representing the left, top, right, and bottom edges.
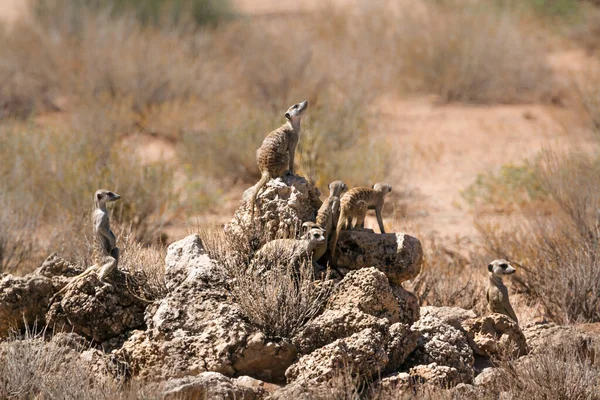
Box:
285, 101, 308, 121
488, 259, 516, 276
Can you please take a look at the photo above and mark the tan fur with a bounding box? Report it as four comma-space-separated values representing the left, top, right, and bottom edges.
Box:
486, 259, 519, 324
332, 182, 392, 259
251, 227, 326, 275
249, 101, 308, 218
49, 190, 121, 305
302, 180, 347, 264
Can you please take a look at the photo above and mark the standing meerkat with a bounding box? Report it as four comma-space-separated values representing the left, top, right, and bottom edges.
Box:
250, 226, 326, 275
249, 101, 308, 218
331, 182, 392, 259
486, 259, 519, 324
49, 190, 121, 304
302, 180, 348, 263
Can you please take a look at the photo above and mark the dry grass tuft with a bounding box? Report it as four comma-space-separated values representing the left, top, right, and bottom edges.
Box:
0, 329, 157, 400
200, 224, 332, 339
405, 236, 487, 314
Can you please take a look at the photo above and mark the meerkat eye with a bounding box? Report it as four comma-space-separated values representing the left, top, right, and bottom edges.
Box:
500, 263, 508, 269
293, 104, 299, 109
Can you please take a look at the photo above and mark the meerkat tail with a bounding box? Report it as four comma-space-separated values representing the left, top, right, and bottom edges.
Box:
250, 171, 270, 220
331, 209, 346, 260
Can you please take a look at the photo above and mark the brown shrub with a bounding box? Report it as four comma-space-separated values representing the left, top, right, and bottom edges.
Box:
405, 235, 487, 314
0, 330, 157, 400
478, 148, 600, 323
200, 224, 332, 339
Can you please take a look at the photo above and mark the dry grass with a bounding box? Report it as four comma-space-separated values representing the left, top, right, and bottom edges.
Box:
478, 148, 600, 324
0, 329, 157, 400
200, 224, 333, 339
0, 123, 179, 274
405, 235, 487, 314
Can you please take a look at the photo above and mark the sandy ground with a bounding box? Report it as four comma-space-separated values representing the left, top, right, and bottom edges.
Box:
2, 0, 598, 245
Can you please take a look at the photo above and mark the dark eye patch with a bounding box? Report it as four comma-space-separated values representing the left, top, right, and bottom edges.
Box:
500, 263, 508, 269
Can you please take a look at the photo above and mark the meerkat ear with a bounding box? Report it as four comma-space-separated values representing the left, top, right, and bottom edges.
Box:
285, 112, 291, 120
97, 193, 103, 201
487, 264, 493, 272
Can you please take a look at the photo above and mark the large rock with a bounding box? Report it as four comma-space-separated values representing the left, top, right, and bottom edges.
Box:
406, 314, 474, 384
229, 174, 322, 241
292, 268, 419, 375
421, 307, 476, 332
0, 253, 81, 338
162, 372, 264, 400
409, 363, 462, 387
462, 314, 528, 358
292, 308, 388, 355
116, 235, 296, 382
45, 268, 149, 343
285, 327, 389, 383
385, 322, 419, 373
392, 285, 420, 325
335, 229, 423, 285
523, 321, 596, 356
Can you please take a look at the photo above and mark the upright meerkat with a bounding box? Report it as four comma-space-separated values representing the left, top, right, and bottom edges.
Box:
486, 259, 519, 324
49, 190, 121, 304
331, 182, 392, 259
251, 226, 326, 275
249, 101, 308, 218
302, 180, 348, 263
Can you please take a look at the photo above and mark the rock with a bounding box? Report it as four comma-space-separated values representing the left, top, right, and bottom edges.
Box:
391, 285, 420, 325
385, 323, 419, 373
421, 306, 476, 331
523, 321, 596, 357
229, 174, 322, 241
293, 308, 388, 355
285, 328, 389, 383
163, 234, 220, 291
0, 253, 81, 338
162, 372, 262, 400
45, 269, 148, 343
474, 367, 503, 388
407, 315, 474, 384
334, 229, 423, 285
376, 372, 412, 394
327, 267, 400, 323
268, 379, 322, 400
462, 314, 528, 358
409, 363, 462, 387
116, 235, 296, 382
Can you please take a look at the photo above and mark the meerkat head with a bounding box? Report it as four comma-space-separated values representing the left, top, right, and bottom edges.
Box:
304, 226, 326, 244
302, 221, 321, 234
373, 182, 392, 195
487, 259, 516, 278
285, 101, 308, 124
329, 180, 348, 197
94, 189, 121, 207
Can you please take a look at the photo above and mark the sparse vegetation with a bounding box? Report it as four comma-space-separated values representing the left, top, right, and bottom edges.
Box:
201, 224, 333, 339
0, 329, 156, 400
478, 148, 600, 323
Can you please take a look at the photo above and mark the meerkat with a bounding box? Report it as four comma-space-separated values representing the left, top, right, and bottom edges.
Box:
486, 259, 519, 324
302, 180, 348, 263
250, 226, 326, 275
49, 190, 121, 305
331, 182, 392, 259
249, 101, 308, 218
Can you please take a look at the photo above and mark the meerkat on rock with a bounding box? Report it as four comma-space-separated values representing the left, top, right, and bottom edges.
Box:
49, 190, 121, 305
486, 259, 519, 324
302, 180, 347, 264
250, 226, 326, 275
249, 101, 308, 218
332, 182, 392, 259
